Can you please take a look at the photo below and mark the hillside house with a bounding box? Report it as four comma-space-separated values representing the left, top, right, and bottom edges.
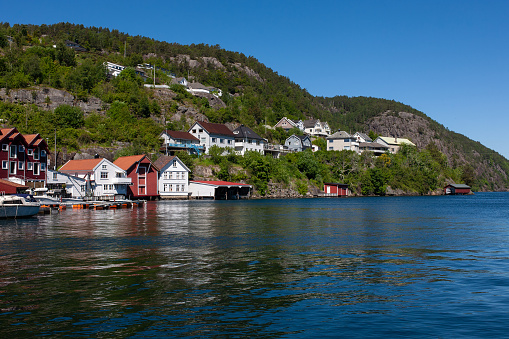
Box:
0, 128, 49, 188
326, 131, 359, 152
374, 136, 416, 153
153, 155, 190, 199
159, 130, 204, 155
353, 132, 373, 143
170, 77, 188, 86
187, 82, 223, 97
59, 158, 131, 200
285, 135, 312, 152
358, 142, 389, 155
188, 121, 235, 154
114, 155, 158, 200
274, 117, 299, 131
302, 119, 331, 137
233, 125, 266, 155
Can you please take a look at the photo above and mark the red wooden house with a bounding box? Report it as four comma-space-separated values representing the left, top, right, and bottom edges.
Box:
0, 128, 49, 188
113, 154, 158, 200
444, 184, 471, 195
323, 182, 349, 197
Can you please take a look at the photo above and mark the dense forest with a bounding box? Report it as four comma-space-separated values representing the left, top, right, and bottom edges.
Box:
0, 22, 507, 194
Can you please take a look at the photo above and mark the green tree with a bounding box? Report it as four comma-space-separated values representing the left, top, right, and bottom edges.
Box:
53, 105, 84, 129
55, 42, 76, 67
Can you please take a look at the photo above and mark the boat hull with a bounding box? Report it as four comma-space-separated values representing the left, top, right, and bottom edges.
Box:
0, 205, 40, 218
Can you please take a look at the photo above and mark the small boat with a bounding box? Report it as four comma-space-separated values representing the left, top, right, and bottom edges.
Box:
0, 195, 41, 218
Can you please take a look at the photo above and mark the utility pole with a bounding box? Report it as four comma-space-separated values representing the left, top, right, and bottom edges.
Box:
54, 129, 57, 170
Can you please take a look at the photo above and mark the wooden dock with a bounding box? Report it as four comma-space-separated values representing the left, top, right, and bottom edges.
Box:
38, 200, 145, 214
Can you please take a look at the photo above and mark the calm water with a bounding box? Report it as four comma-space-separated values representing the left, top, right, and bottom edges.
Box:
1, 193, 509, 338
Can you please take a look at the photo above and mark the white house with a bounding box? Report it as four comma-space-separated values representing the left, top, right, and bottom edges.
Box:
353, 132, 373, 143
301, 119, 331, 137
326, 131, 359, 152
285, 135, 312, 152
233, 125, 266, 155
46, 169, 87, 199
159, 130, 204, 155
374, 136, 416, 153
153, 155, 190, 199
58, 158, 132, 200
188, 121, 236, 155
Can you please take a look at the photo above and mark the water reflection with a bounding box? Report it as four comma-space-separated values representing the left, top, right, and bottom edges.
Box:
1, 194, 509, 337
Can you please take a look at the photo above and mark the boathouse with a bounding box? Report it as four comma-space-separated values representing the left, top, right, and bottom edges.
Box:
323, 182, 349, 197
0, 178, 29, 194
189, 180, 252, 200
444, 183, 471, 195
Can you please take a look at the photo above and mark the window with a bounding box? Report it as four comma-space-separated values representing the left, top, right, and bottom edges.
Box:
101, 172, 108, 179
116, 172, 122, 178
41, 150, 46, 157
173, 160, 177, 167
163, 184, 168, 192
169, 184, 173, 192
102, 165, 107, 169
181, 184, 185, 192
27, 149, 33, 156
192, 129, 196, 133
212, 137, 216, 143
199, 129, 203, 133
163, 172, 169, 179
19, 145, 25, 152
33, 163, 40, 176
81, 185, 86, 192
18, 161, 24, 170
220, 139, 224, 144
53, 172, 58, 180
27, 162, 33, 170
9, 145, 17, 158
176, 185, 180, 192
227, 140, 231, 144
41, 163, 46, 171
329, 147, 333, 150
2, 144, 7, 151
2, 161, 7, 169
33, 148, 40, 160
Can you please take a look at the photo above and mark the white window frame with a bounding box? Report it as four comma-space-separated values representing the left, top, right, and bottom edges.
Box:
9, 145, 17, 159
41, 163, 46, 171
53, 172, 58, 180
27, 162, 33, 170
18, 161, 24, 170
33, 148, 40, 160
41, 150, 46, 157
33, 163, 40, 176
102, 164, 107, 170
27, 149, 33, 156
100, 172, 108, 179
19, 145, 25, 152
2, 160, 7, 169
2, 144, 8, 151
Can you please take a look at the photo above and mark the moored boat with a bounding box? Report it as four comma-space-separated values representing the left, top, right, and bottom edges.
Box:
0, 195, 41, 218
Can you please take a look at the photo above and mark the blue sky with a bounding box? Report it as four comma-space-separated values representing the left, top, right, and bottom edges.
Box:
3, 0, 509, 158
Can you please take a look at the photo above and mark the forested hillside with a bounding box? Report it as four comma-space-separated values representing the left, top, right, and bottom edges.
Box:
0, 22, 507, 193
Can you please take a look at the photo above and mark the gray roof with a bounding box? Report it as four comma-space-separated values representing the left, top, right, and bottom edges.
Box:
302, 119, 318, 128
359, 142, 388, 149
355, 132, 372, 142
233, 125, 265, 140
327, 131, 351, 139
446, 183, 471, 189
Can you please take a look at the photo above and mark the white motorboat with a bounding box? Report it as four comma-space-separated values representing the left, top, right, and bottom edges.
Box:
0, 195, 41, 218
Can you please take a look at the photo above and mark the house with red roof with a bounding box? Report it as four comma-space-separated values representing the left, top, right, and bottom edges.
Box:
153, 155, 190, 199
59, 158, 131, 200
114, 155, 158, 200
159, 130, 204, 155
0, 128, 49, 188
189, 180, 252, 200
188, 121, 235, 154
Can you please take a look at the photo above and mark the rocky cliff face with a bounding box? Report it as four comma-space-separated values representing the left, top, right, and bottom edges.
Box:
365, 111, 508, 191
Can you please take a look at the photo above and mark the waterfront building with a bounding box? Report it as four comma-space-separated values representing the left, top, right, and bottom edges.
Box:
189, 180, 252, 200
114, 155, 159, 200
153, 155, 190, 199
59, 158, 131, 200
233, 125, 266, 155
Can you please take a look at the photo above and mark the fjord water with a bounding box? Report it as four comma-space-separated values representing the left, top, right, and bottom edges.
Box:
1, 193, 509, 337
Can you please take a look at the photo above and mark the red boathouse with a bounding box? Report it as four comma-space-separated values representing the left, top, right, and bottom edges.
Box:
114, 155, 159, 200
323, 183, 349, 197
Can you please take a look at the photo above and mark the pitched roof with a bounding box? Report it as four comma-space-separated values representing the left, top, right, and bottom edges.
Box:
327, 131, 351, 139
23, 134, 38, 145
359, 142, 388, 149
59, 158, 103, 172
163, 130, 199, 141
446, 183, 471, 189
232, 125, 265, 140
113, 155, 146, 171
302, 119, 319, 128
378, 136, 416, 146
354, 132, 372, 142
194, 121, 235, 137
0, 178, 28, 189
152, 155, 176, 171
